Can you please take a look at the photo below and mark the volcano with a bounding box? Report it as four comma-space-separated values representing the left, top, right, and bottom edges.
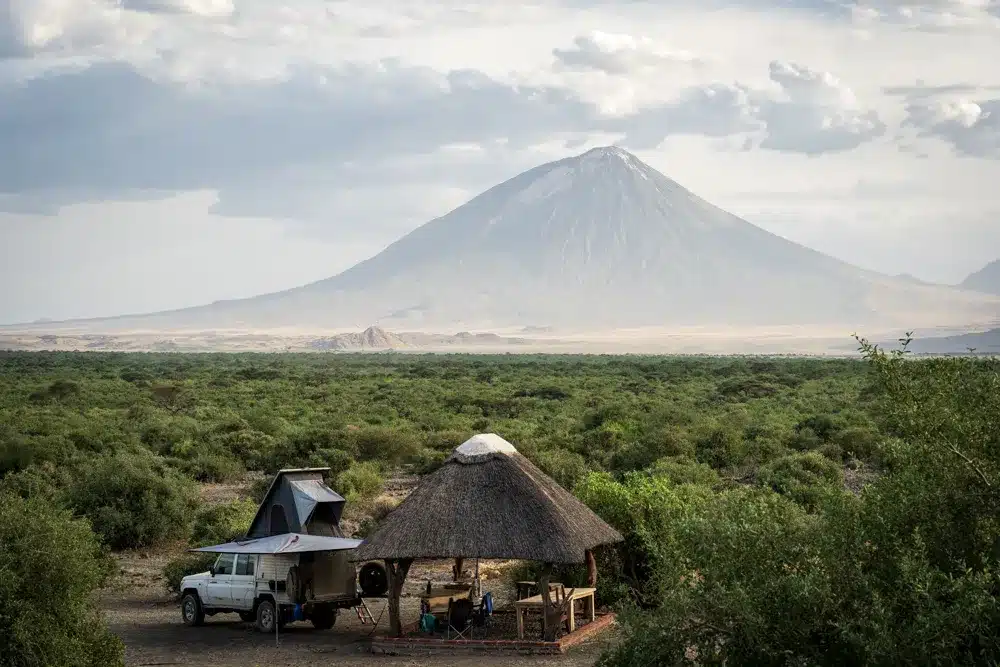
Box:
13, 146, 999, 333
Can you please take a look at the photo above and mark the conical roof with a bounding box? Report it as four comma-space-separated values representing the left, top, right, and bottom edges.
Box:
352, 434, 623, 564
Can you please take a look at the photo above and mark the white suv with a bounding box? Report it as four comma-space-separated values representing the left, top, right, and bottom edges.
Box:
179, 551, 358, 633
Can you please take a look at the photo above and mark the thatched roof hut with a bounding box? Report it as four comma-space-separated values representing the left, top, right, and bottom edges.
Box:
354, 434, 623, 637
354, 433, 622, 563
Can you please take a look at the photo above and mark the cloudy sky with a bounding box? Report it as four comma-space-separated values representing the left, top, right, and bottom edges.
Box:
1, 0, 999, 324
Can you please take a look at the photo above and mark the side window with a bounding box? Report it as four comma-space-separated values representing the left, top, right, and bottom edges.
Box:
235, 554, 256, 576
214, 553, 235, 575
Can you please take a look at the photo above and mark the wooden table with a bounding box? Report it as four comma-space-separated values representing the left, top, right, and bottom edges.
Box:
419, 585, 472, 614
513, 587, 596, 639
515, 580, 565, 600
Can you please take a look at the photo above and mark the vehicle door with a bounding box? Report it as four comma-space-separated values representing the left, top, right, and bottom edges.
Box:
205, 553, 235, 608
230, 554, 258, 611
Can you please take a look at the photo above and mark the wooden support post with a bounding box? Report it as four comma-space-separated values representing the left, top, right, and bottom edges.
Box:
385, 558, 413, 637
453, 557, 464, 582
539, 562, 556, 642
585, 549, 598, 587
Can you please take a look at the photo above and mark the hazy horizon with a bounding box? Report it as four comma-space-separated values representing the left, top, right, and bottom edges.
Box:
2, 0, 1000, 325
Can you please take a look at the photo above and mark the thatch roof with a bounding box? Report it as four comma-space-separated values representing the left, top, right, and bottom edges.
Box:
353, 434, 623, 564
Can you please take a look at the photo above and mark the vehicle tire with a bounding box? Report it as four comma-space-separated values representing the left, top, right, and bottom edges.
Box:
310, 605, 337, 630
181, 592, 205, 627
255, 598, 277, 634
238, 611, 255, 623
359, 562, 389, 597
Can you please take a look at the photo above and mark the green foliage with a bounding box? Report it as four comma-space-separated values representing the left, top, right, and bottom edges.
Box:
648, 456, 720, 487
336, 461, 384, 502
757, 451, 844, 511
596, 336, 1000, 666
67, 451, 199, 550
189, 498, 257, 547
162, 553, 217, 596
354, 496, 400, 539
0, 493, 125, 667
0, 351, 874, 557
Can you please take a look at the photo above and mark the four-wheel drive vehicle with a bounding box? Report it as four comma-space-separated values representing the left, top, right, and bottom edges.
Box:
180, 549, 363, 632
177, 467, 390, 633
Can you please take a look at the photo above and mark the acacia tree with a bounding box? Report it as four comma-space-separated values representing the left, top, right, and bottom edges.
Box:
595, 335, 1000, 666
0, 493, 124, 667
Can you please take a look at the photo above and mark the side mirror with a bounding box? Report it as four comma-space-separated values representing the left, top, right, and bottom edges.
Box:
209, 566, 216, 577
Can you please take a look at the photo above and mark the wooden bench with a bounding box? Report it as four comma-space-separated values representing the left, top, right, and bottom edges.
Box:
513, 587, 596, 639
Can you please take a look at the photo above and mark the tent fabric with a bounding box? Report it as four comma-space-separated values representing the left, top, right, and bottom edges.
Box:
290, 479, 346, 525
190, 533, 362, 555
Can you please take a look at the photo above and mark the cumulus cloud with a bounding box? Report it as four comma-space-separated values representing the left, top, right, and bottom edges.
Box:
904, 97, 1000, 157
616, 60, 885, 155
849, 0, 1000, 30
0, 61, 594, 207
121, 0, 235, 17
553, 31, 706, 75
0, 42, 892, 220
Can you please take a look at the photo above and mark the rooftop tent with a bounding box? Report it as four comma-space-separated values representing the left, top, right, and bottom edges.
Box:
246, 468, 347, 539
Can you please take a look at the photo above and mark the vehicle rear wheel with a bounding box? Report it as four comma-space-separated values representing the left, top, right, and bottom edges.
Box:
310, 605, 337, 630
181, 593, 205, 627
359, 561, 389, 597
255, 599, 277, 634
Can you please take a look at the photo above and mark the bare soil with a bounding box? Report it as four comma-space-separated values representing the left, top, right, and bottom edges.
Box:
102, 551, 615, 667
104, 475, 615, 666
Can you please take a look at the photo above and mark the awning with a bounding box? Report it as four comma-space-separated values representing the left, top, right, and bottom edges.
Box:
189, 533, 362, 555
289, 479, 346, 525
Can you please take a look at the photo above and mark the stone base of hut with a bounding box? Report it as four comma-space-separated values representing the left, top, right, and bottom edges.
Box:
368, 611, 616, 656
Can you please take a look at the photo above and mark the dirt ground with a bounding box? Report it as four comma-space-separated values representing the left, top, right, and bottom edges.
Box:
103, 551, 616, 667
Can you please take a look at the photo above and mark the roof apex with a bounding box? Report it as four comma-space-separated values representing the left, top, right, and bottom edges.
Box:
454, 433, 518, 460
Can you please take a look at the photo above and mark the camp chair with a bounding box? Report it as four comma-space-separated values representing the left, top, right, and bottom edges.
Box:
471, 592, 494, 638
446, 597, 474, 639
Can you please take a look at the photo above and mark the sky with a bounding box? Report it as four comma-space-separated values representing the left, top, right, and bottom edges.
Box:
1, 0, 1000, 324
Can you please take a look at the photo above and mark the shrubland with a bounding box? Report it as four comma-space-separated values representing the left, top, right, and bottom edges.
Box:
1, 346, 996, 664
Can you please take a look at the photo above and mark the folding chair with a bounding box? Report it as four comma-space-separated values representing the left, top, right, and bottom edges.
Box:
446, 597, 474, 639
471, 592, 494, 639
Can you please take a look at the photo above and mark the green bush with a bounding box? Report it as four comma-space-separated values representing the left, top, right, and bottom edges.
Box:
190, 498, 257, 547
411, 447, 448, 474
336, 461, 384, 502
609, 428, 690, 474
0, 493, 125, 666
67, 451, 199, 550
350, 426, 420, 465
162, 553, 217, 596
648, 456, 720, 486
533, 448, 590, 490
354, 496, 399, 539
757, 451, 844, 511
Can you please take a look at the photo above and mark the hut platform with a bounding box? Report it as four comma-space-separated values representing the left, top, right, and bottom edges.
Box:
368, 610, 616, 656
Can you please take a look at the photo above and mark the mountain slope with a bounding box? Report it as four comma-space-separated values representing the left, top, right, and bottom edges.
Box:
960, 260, 1000, 295
10, 147, 999, 332
902, 328, 1000, 355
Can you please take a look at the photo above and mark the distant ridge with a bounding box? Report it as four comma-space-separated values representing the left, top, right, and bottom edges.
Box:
4, 146, 998, 333
960, 259, 1000, 296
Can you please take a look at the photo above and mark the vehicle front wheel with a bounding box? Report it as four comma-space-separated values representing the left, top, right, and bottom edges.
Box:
181, 593, 205, 627
310, 605, 337, 630
255, 599, 277, 634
